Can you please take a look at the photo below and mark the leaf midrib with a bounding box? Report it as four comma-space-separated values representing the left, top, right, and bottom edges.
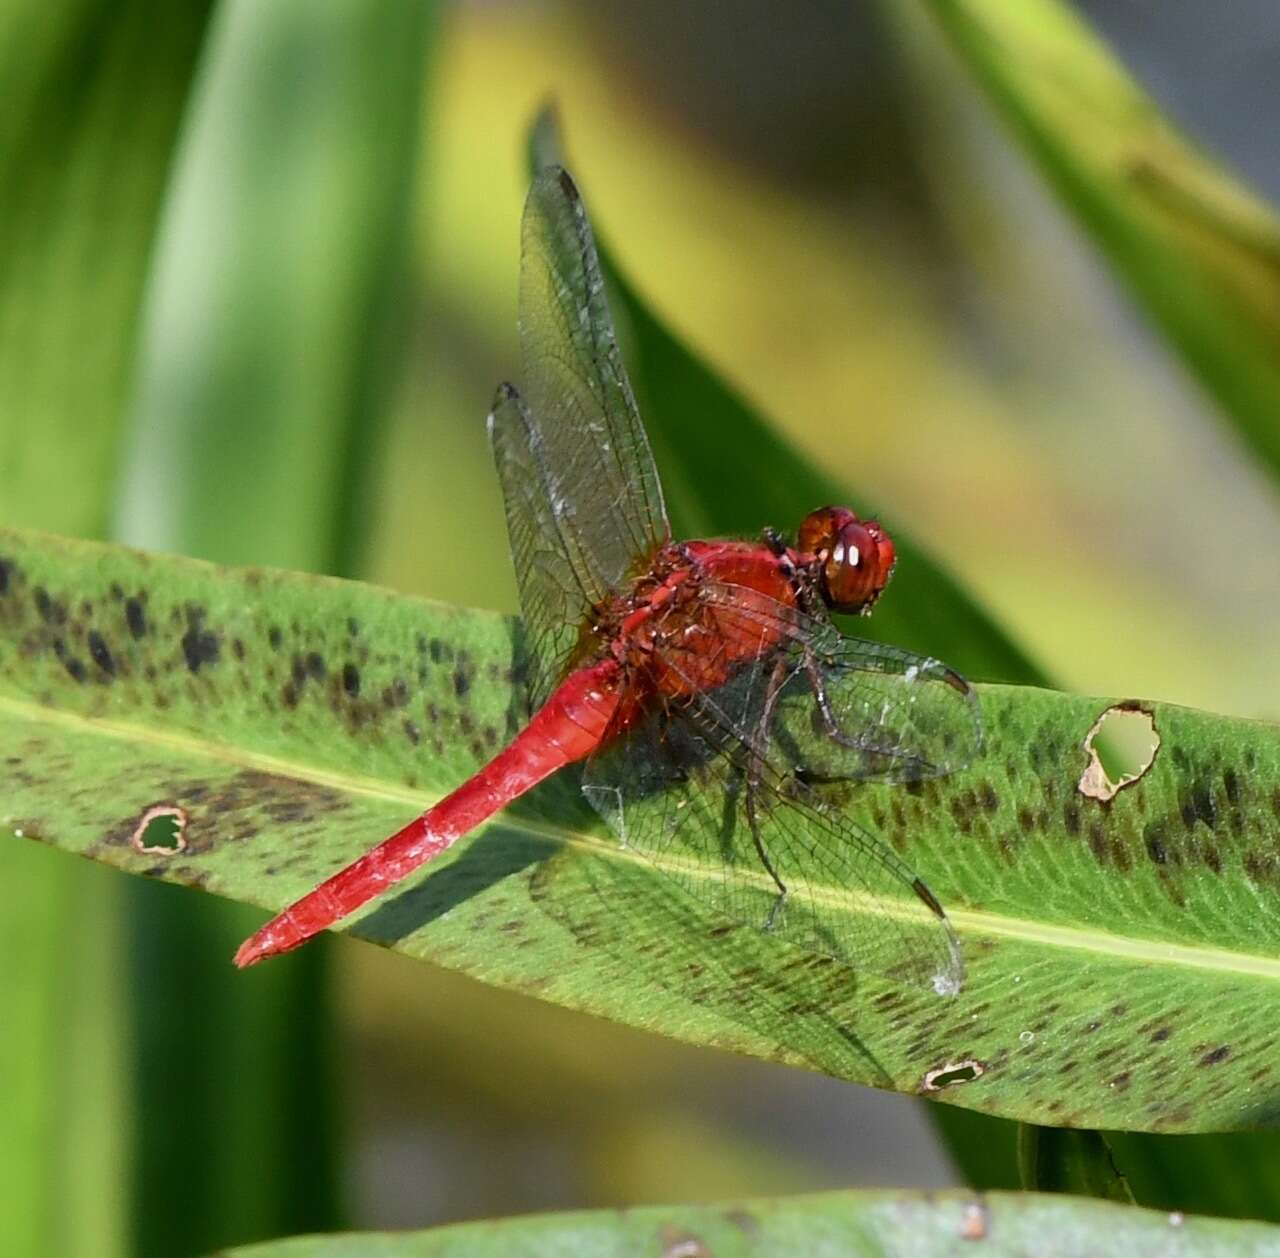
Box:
7, 692, 1279, 984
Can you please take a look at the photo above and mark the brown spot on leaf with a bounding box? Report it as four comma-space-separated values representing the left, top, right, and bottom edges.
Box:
61, 653, 87, 683
658, 1226, 711, 1258
959, 1200, 989, 1242
124, 596, 147, 639
87, 630, 114, 676
181, 618, 220, 672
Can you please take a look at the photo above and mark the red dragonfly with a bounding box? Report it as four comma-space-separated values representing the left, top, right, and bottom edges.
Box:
236, 167, 980, 993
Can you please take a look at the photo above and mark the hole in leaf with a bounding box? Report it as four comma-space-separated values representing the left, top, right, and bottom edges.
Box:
130, 805, 188, 855
922, 1058, 985, 1091
1078, 705, 1159, 802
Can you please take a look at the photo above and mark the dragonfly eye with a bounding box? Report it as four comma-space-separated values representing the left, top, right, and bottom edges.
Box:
796, 506, 896, 614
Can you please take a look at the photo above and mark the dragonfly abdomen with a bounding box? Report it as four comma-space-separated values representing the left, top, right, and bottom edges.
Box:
234, 659, 623, 966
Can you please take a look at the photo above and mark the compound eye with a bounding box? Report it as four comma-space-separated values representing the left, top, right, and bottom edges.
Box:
796, 506, 896, 612
796, 506, 852, 557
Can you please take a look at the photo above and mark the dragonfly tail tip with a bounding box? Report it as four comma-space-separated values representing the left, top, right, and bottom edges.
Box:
234, 918, 295, 968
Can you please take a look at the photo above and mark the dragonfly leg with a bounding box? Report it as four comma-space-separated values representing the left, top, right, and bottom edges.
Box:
746, 655, 792, 927
802, 648, 932, 778
803, 649, 865, 748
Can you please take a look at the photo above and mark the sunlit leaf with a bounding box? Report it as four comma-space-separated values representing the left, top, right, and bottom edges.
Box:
920, 0, 1280, 485
4, 528, 1277, 1133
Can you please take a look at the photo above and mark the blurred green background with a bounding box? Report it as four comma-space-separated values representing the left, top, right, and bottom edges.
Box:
4, 1, 1280, 1254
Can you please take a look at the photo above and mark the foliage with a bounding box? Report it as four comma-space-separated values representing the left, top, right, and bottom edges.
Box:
225, 1191, 1280, 1257
1, 527, 1277, 1139
1, 0, 1278, 1253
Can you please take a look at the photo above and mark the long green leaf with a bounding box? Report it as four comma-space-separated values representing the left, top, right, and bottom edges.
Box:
0, 0, 213, 538
115, 2, 437, 1252
0, 4, 214, 1255
1107, 1129, 1280, 1223
1018, 1126, 1132, 1203
223, 1189, 1280, 1257
120, 0, 431, 579
918, 0, 1280, 485
3, 527, 1277, 1134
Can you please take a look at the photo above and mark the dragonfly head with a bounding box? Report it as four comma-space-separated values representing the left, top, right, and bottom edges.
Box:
795, 506, 896, 615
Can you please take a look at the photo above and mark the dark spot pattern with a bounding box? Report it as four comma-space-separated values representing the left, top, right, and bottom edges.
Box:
124, 596, 147, 639
181, 612, 220, 673
3, 529, 1280, 1136
87, 631, 114, 676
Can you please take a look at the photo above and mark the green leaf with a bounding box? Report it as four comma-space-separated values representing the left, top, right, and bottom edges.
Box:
918, 0, 1280, 485
1107, 1129, 1280, 1222
0, 0, 213, 538
4, 527, 1278, 1134
0, 4, 214, 1255
221, 1190, 1280, 1256
115, 3, 438, 1252
1018, 1126, 1133, 1203
120, 0, 433, 579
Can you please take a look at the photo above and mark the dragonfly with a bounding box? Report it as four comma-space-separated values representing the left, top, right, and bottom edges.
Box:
235, 166, 981, 994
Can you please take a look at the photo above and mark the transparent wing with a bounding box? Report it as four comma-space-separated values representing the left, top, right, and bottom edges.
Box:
489, 166, 670, 707
520, 167, 669, 575
695, 582, 983, 784
582, 646, 966, 994
487, 384, 597, 708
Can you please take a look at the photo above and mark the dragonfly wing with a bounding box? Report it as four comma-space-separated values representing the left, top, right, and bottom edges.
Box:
490, 166, 671, 707
697, 582, 983, 783
488, 384, 600, 708
582, 672, 964, 994
519, 167, 669, 584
